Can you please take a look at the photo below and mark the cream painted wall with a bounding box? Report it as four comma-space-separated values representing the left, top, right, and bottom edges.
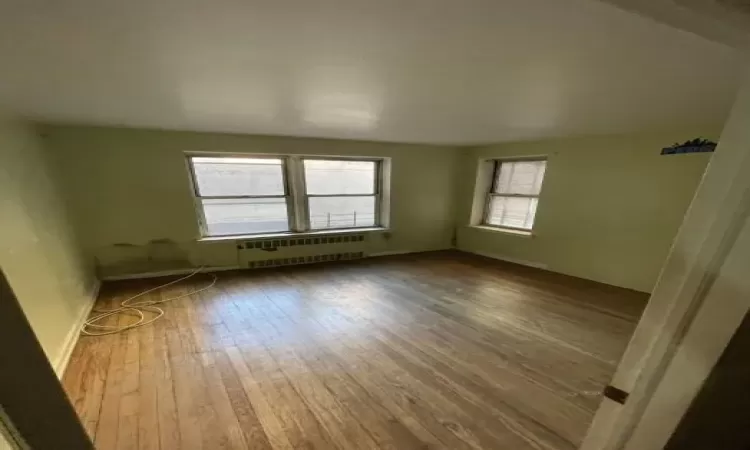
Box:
456, 128, 720, 292
0, 118, 97, 371
39, 123, 716, 293
42, 125, 461, 277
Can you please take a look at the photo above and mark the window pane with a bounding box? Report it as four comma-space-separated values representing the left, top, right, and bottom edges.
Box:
192, 157, 285, 196
202, 198, 288, 235
309, 196, 376, 229
494, 160, 546, 195
304, 159, 375, 195
487, 196, 538, 230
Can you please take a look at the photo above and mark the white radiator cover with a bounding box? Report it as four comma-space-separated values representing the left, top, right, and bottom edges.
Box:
237, 233, 369, 268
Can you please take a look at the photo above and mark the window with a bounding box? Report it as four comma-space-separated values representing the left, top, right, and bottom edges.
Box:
304, 159, 378, 229
187, 155, 384, 237
190, 157, 290, 236
484, 159, 547, 231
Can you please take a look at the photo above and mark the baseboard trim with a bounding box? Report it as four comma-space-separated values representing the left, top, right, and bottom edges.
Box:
101, 249, 448, 281
369, 250, 417, 257
54, 280, 101, 378
462, 249, 549, 270
101, 265, 242, 281
101, 251, 435, 280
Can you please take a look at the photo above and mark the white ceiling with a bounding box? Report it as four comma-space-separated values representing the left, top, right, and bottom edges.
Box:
0, 0, 746, 144
599, 0, 750, 50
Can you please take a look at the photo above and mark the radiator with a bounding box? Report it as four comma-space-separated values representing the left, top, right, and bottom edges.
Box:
237, 232, 368, 268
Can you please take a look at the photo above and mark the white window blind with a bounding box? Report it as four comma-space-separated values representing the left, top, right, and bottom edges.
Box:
485, 159, 547, 230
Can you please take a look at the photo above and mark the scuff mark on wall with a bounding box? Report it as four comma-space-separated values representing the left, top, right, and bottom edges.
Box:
95, 238, 192, 277
94, 238, 242, 277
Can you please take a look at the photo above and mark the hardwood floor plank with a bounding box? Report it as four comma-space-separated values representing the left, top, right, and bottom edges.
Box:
232, 332, 314, 450
62, 294, 116, 440
225, 346, 296, 450
150, 292, 181, 450
211, 283, 334, 450
94, 295, 132, 450
230, 290, 382, 450
166, 307, 205, 450
254, 283, 464, 450
137, 323, 159, 450
211, 350, 275, 450
272, 273, 535, 450
62, 251, 646, 449
116, 323, 140, 450
254, 274, 491, 450
329, 265, 619, 397
199, 352, 250, 449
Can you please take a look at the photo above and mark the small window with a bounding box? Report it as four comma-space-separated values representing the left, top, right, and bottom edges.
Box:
303, 159, 379, 230
484, 159, 547, 231
189, 156, 290, 236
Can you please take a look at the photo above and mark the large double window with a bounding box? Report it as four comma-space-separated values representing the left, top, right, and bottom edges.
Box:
188, 155, 384, 237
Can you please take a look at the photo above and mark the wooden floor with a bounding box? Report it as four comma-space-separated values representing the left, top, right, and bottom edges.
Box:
63, 251, 647, 450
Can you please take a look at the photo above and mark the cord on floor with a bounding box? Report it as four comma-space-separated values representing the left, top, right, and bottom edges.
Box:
81, 267, 217, 336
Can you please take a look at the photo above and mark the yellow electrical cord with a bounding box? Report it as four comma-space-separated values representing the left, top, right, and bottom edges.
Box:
81, 267, 217, 336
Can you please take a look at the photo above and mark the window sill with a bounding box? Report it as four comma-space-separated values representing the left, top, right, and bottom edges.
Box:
467, 225, 534, 238
198, 227, 390, 242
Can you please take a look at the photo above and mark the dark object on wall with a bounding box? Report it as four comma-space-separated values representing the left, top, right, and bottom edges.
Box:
661, 138, 717, 155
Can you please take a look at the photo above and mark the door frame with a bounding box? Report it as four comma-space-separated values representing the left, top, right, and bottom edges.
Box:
0, 268, 93, 449
581, 71, 750, 450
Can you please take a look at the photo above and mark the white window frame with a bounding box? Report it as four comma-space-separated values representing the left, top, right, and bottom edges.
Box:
185, 153, 387, 237
300, 156, 383, 231
482, 157, 547, 232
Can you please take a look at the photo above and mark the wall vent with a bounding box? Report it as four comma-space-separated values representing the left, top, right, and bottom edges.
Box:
246, 252, 364, 269
242, 233, 366, 250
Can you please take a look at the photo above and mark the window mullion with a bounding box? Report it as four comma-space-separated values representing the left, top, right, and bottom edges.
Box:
373, 193, 381, 227
490, 160, 500, 193
287, 156, 309, 232
483, 193, 493, 225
